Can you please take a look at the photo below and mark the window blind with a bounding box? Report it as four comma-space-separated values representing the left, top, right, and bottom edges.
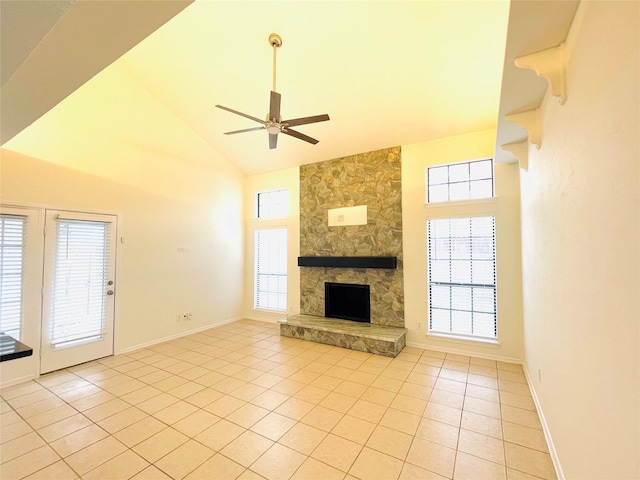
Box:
0, 214, 26, 339
427, 216, 497, 338
50, 219, 110, 348
255, 228, 287, 311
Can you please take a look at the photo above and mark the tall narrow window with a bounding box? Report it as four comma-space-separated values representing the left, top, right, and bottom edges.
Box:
427, 216, 497, 339
427, 159, 494, 203
255, 228, 287, 311
0, 214, 26, 339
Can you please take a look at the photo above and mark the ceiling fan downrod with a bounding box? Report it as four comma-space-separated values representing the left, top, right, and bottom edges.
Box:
269, 33, 282, 93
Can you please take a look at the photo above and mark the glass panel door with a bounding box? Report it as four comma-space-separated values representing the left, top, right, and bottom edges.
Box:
41, 211, 116, 373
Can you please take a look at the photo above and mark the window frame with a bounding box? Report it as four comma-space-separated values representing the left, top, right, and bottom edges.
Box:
254, 227, 288, 312
0, 206, 43, 345
252, 188, 290, 313
0, 213, 28, 339
426, 158, 494, 204
256, 188, 289, 220
426, 215, 498, 341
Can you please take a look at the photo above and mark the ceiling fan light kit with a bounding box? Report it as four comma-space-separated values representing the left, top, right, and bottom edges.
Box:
215, 33, 329, 149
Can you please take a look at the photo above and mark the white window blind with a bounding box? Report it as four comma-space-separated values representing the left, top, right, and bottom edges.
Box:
50, 219, 110, 348
255, 228, 287, 311
257, 189, 289, 219
427, 216, 497, 339
0, 214, 26, 339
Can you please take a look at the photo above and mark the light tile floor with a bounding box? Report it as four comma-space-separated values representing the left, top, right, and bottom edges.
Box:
0, 320, 556, 480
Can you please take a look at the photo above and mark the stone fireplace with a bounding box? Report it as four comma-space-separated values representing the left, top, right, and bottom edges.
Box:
279, 146, 406, 356
298, 146, 404, 328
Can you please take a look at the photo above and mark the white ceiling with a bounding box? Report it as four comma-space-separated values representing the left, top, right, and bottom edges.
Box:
1, 0, 579, 176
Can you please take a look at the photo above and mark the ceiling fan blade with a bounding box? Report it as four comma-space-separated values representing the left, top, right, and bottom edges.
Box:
282, 128, 319, 145
223, 126, 265, 135
269, 133, 278, 149
215, 105, 266, 125
282, 114, 330, 127
269, 91, 281, 122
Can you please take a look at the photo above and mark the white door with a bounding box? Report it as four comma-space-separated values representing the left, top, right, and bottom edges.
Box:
41, 211, 117, 373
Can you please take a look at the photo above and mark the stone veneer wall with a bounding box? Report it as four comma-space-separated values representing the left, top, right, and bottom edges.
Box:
299, 146, 404, 328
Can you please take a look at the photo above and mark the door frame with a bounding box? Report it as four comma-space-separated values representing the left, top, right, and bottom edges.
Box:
40, 210, 118, 374
0, 203, 121, 384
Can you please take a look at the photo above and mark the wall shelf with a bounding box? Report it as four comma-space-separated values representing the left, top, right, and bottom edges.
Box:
515, 43, 568, 105
298, 256, 397, 269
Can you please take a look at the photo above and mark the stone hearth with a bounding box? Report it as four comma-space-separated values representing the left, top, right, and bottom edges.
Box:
279, 314, 407, 357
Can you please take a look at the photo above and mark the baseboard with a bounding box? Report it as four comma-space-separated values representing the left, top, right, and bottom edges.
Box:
116, 316, 244, 355
405, 341, 522, 365
0, 373, 38, 389
243, 311, 283, 324
522, 364, 564, 480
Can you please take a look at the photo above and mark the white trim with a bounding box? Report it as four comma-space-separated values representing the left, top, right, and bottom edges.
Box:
405, 341, 521, 364
523, 363, 564, 480
0, 373, 38, 389
426, 332, 500, 347
0, 201, 122, 220
244, 310, 282, 323
116, 316, 244, 355
245, 316, 280, 325
425, 197, 499, 209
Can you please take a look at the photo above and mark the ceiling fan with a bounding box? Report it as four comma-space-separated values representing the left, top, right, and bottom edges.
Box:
216, 33, 330, 149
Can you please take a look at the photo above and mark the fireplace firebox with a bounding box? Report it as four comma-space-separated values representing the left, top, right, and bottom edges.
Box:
325, 282, 370, 323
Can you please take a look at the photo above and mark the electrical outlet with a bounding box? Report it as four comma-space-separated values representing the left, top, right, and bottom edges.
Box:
179, 312, 189, 321
177, 314, 183, 322
185, 312, 192, 321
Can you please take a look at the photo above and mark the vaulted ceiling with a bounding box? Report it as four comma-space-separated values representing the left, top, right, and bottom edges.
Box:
1, 0, 578, 176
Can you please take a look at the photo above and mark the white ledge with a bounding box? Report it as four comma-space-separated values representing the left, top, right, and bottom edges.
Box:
501, 140, 529, 170
424, 197, 498, 209
426, 332, 501, 347
515, 43, 568, 105
505, 109, 541, 149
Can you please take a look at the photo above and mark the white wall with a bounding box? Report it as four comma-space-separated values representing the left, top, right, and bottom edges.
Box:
243, 167, 300, 322
1, 128, 245, 385
402, 129, 524, 362
519, 1, 639, 478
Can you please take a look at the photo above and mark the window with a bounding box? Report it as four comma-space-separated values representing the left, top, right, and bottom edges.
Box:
255, 228, 287, 311
427, 159, 493, 203
427, 216, 497, 339
0, 214, 26, 339
49, 218, 111, 348
257, 189, 289, 219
